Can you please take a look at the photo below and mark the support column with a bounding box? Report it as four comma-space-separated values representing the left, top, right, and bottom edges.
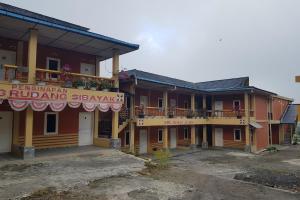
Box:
96, 57, 101, 77
129, 122, 135, 153
93, 110, 99, 139
27, 29, 38, 83
23, 107, 35, 159
202, 95, 208, 148
244, 92, 251, 152
22, 29, 38, 159
163, 126, 168, 150
129, 84, 135, 154
163, 91, 168, 116
111, 50, 121, 148
202, 125, 208, 148
191, 125, 196, 149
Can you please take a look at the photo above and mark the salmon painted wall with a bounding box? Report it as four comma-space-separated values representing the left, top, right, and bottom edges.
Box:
214, 94, 245, 110
135, 88, 191, 108
0, 37, 17, 52
19, 107, 79, 136
214, 125, 246, 149
0, 36, 96, 74
272, 97, 290, 120
255, 95, 269, 120
256, 122, 269, 150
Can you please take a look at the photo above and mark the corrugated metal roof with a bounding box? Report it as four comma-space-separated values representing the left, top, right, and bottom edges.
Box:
126, 69, 200, 91
0, 3, 89, 31
126, 69, 276, 95
281, 104, 298, 124
195, 77, 249, 91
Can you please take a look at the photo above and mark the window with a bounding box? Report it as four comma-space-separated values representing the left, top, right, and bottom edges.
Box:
234, 129, 241, 141
158, 129, 163, 143
44, 112, 58, 135
233, 100, 241, 110
184, 127, 189, 140
46, 57, 60, 79
125, 131, 130, 146
158, 98, 163, 109
125, 96, 131, 109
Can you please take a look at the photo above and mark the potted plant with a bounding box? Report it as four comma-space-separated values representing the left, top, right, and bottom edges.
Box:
168, 107, 175, 118
73, 79, 85, 89
88, 80, 98, 91
100, 80, 113, 92
187, 110, 194, 118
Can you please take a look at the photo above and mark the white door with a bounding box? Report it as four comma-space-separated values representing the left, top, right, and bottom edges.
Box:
170, 99, 176, 107
0, 112, 13, 153
139, 129, 148, 154
0, 49, 16, 80
80, 63, 95, 75
214, 101, 223, 117
140, 96, 148, 115
215, 128, 224, 147
79, 112, 93, 146
170, 128, 177, 149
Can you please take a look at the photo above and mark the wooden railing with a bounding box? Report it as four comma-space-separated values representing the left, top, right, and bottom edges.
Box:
207, 109, 246, 118
135, 106, 165, 117
1, 64, 114, 89
134, 106, 248, 119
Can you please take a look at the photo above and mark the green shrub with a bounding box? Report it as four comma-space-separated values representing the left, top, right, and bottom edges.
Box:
153, 149, 171, 169
266, 146, 278, 152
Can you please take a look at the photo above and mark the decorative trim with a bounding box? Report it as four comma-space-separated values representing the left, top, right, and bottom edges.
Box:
8, 100, 29, 111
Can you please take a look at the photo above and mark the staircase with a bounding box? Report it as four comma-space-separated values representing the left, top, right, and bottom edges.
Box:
118, 119, 130, 134
118, 106, 130, 134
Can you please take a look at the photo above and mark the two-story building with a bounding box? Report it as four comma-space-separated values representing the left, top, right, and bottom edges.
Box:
119, 69, 295, 154
0, 3, 139, 158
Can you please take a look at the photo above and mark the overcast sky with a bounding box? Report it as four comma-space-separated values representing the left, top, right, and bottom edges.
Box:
2, 0, 300, 102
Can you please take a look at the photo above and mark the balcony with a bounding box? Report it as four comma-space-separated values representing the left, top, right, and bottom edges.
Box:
134, 106, 249, 126
1, 64, 115, 91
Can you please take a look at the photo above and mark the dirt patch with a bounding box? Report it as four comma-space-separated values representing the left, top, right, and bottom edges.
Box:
21, 187, 106, 200
128, 189, 159, 200
0, 163, 47, 172
234, 169, 300, 192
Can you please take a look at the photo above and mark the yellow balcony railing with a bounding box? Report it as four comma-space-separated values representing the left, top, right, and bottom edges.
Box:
1, 64, 115, 90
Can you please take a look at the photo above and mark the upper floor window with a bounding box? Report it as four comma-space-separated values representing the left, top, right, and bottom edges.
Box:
44, 112, 58, 135
158, 129, 163, 143
46, 57, 60, 80
158, 98, 163, 109
234, 129, 241, 141
184, 127, 189, 140
233, 100, 241, 110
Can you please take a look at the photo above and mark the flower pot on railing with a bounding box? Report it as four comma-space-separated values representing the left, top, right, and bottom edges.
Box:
87, 80, 98, 91
186, 110, 194, 118
73, 79, 85, 90
64, 80, 73, 88
137, 104, 145, 118
100, 81, 113, 92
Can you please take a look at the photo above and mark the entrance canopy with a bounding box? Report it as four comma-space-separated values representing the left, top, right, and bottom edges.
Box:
249, 121, 262, 129
0, 84, 124, 112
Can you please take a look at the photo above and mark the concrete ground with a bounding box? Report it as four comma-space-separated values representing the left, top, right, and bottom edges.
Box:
1, 145, 300, 199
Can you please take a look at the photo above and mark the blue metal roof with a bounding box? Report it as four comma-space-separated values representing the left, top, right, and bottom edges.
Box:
281, 104, 298, 124
126, 69, 276, 95
0, 3, 139, 51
